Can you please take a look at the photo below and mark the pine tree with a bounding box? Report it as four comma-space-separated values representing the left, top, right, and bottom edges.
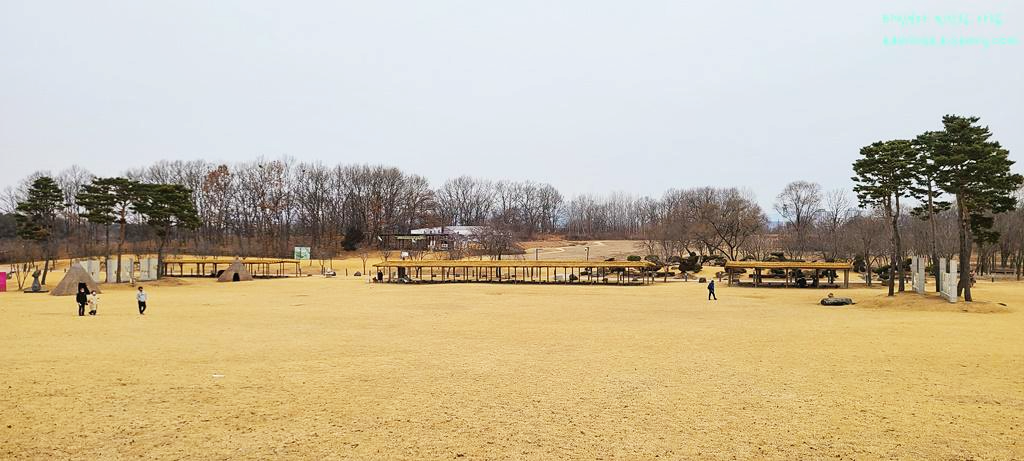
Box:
77, 181, 117, 259
852, 140, 917, 296
136, 184, 201, 277
76, 177, 144, 283
910, 135, 952, 292
14, 176, 64, 284
922, 115, 1023, 301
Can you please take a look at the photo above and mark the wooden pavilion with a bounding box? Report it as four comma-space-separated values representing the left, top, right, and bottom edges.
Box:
162, 256, 303, 278
724, 261, 854, 288
373, 259, 658, 285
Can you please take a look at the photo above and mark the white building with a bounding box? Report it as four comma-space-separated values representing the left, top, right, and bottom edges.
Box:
410, 226, 487, 237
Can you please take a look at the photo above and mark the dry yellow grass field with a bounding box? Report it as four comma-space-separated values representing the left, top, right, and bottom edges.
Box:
2, 266, 1022, 459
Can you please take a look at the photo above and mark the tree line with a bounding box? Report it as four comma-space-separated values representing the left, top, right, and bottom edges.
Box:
2, 115, 1020, 295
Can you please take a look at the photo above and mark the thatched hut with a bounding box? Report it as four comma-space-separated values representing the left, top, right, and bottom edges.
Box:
50, 265, 102, 296
217, 259, 254, 282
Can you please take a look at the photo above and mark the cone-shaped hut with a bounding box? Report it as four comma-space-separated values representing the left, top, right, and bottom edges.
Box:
217, 259, 254, 282
50, 265, 102, 296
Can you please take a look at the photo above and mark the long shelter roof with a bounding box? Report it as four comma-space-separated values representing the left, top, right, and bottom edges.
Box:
163, 256, 302, 265
724, 261, 853, 270
374, 260, 655, 269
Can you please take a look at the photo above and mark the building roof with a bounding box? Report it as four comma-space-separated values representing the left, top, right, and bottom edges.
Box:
163, 256, 301, 265
724, 261, 853, 270
375, 259, 655, 269
410, 226, 487, 236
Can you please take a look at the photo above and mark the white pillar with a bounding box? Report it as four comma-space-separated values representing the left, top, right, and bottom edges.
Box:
105, 257, 134, 283
939, 258, 958, 303
911, 256, 926, 294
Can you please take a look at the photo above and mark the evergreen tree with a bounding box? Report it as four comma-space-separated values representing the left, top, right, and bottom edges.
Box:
910, 136, 952, 292
76, 177, 144, 282
921, 115, 1023, 301
14, 176, 64, 284
136, 184, 201, 277
77, 181, 117, 258
852, 140, 917, 296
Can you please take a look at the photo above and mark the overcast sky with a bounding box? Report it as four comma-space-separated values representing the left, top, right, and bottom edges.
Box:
1, 0, 1020, 212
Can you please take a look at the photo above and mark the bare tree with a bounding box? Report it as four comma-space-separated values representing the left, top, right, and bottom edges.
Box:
775, 181, 822, 258
435, 176, 494, 226
687, 187, 767, 260
742, 230, 778, 261
815, 189, 854, 260
358, 246, 371, 276
845, 211, 887, 286
477, 225, 521, 261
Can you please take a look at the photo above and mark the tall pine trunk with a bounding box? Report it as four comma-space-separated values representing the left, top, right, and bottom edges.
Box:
1016, 249, 1023, 281
956, 201, 973, 301
157, 236, 167, 278
41, 255, 51, 285
104, 225, 111, 261
926, 184, 941, 292
116, 210, 127, 283
886, 200, 896, 297
895, 195, 905, 292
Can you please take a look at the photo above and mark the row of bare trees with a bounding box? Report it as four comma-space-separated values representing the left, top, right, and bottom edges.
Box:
632, 188, 768, 262
124, 159, 436, 256
435, 176, 563, 235
2, 160, 1022, 281
0, 159, 564, 261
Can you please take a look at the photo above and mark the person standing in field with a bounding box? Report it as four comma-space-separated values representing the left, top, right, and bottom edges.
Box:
708, 279, 717, 301
88, 290, 99, 315
136, 286, 147, 315
76, 287, 88, 316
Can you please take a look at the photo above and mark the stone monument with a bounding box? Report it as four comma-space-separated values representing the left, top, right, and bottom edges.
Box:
105, 257, 134, 283
139, 258, 159, 281
911, 256, 926, 294
939, 258, 958, 303
78, 259, 101, 281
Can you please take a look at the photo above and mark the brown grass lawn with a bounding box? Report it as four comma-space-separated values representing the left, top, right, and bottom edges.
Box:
1, 270, 1022, 459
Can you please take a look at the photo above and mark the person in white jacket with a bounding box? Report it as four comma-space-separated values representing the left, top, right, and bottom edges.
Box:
88, 291, 99, 315
136, 287, 148, 315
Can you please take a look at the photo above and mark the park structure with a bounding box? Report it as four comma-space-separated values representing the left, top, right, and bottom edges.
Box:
161, 256, 302, 279
50, 264, 102, 296
724, 261, 854, 288
373, 259, 658, 284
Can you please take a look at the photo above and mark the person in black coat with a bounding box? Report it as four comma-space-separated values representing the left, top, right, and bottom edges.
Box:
707, 280, 717, 301
75, 287, 88, 316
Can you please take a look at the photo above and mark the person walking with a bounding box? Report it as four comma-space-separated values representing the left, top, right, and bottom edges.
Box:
88, 290, 99, 315
708, 279, 717, 301
76, 287, 88, 316
136, 286, 147, 315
